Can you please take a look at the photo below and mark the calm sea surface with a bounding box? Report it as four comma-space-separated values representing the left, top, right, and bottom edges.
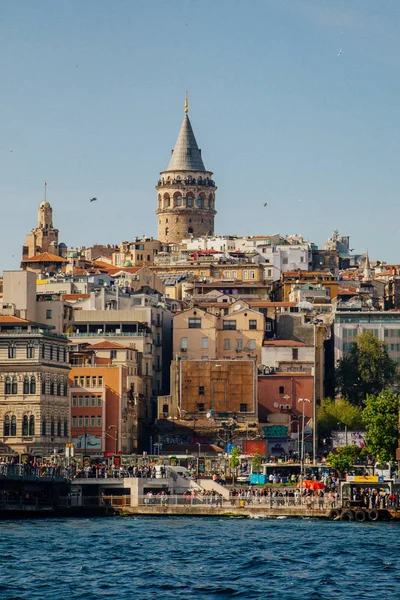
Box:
0, 517, 399, 599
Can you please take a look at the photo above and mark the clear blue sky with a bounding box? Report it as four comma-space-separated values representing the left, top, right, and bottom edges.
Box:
1, 0, 399, 271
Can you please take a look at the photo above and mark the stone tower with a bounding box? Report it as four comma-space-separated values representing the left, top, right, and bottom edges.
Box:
156, 97, 217, 244
22, 187, 60, 259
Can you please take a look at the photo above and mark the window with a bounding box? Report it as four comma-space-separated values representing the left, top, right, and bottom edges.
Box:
86, 376, 90, 387
214, 271, 219, 279
197, 403, 205, 412
27, 345, 34, 359
30, 377, 36, 394
266, 322, 272, 332
162, 404, 169, 414
84, 416, 89, 427
243, 271, 248, 280
5, 377, 10, 395
42, 344, 46, 359
78, 416, 83, 427
90, 416, 95, 427
29, 415, 35, 436
42, 379, 46, 394
98, 377, 103, 386
240, 403, 248, 413
50, 382, 55, 395
72, 416, 77, 427
57, 382, 61, 396
282, 257, 288, 265
11, 415, 16, 436
56, 347, 60, 361
46, 310, 52, 319
73, 376, 79, 386
97, 397, 102, 407
50, 346, 53, 360
267, 269, 272, 277
223, 320, 236, 330
202, 356, 208, 360
279, 386, 284, 394
63, 348, 67, 362
78, 397, 83, 407
110, 350, 117, 359
23, 377, 29, 395
79, 376, 85, 386
12, 377, 17, 395
224, 339, 231, 350
3, 416, 10, 437
292, 348, 299, 360
50, 418, 55, 436
232, 271, 237, 279
249, 319, 257, 330
199, 386, 205, 396
64, 419, 68, 437
8, 345, 16, 359
85, 396, 89, 407
236, 339, 243, 350
250, 270, 255, 280
91, 396, 96, 407
92, 376, 97, 386
42, 418, 47, 436
202, 337, 208, 349
97, 416, 102, 427
57, 420, 61, 437
181, 337, 188, 351
248, 340, 256, 350
224, 271, 231, 279
72, 396, 77, 407
188, 318, 201, 328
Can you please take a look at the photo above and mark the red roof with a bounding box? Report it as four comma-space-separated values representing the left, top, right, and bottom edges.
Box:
88, 341, 131, 350
22, 252, 68, 263
0, 315, 30, 323
61, 294, 91, 301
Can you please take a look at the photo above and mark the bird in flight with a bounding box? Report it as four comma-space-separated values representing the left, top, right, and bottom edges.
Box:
338, 49, 343, 57
264, 202, 268, 207
89, 197, 98, 203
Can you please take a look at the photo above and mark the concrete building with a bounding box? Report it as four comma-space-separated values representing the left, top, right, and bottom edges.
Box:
173, 300, 265, 363
0, 316, 70, 455
156, 97, 217, 243
112, 238, 162, 267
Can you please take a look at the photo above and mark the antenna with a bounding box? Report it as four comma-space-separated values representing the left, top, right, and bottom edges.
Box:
44, 181, 47, 202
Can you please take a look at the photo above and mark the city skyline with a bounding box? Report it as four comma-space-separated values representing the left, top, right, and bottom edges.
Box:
1, 0, 399, 271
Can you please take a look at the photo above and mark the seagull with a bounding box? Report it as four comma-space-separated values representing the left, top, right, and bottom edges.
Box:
264, 202, 268, 207
338, 49, 343, 57
89, 197, 97, 203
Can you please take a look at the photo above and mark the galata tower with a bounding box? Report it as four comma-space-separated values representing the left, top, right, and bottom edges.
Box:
156, 95, 217, 244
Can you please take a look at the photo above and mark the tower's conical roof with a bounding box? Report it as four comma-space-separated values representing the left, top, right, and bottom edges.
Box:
166, 114, 206, 172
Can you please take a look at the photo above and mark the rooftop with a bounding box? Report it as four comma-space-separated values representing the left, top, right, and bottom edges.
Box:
165, 114, 206, 172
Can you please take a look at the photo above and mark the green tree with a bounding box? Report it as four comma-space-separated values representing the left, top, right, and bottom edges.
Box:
362, 390, 400, 463
335, 330, 397, 405
251, 450, 262, 471
229, 447, 240, 484
326, 445, 361, 475
317, 398, 364, 439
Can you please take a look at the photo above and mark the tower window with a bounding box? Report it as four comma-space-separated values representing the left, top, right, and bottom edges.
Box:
188, 227, 193, 235
186, 195, 193, 207
165, 228, 169, 236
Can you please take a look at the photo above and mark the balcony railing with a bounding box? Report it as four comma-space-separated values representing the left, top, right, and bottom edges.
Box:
71, 331, 150, 338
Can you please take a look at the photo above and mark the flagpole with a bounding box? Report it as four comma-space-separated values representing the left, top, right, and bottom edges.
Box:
44, 181, 47, 202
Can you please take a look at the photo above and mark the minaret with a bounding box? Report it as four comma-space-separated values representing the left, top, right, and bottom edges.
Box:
156, 94, 217, 244
363, 252, 372, 282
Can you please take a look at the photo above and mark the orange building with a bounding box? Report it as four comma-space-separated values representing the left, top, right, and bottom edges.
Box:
69, 341, 146, 455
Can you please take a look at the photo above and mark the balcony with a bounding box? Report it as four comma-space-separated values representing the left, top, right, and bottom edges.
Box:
71, 331, 150, 338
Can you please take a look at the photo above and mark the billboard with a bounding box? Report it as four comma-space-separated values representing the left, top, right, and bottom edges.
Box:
72, 434, 102, 451
331, 431, 366, 449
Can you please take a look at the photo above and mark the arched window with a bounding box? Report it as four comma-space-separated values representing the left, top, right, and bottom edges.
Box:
186, 195, 193, 208
22, 415, 28, 436
197, 176, 203, 184
42, 418, 47, 436
197, 195, 203, 208
23, 376, 29, 395
30, 377, 36, 394
163, 194, 170, 208
50, 382, 55, 395
42, 379, 46, 394
57, 382, 61, 396
5, 377, 11, 395
11, 416, 16, 436
12, 376, 18, 395
29, 415, 35, 436
50, 418, 55, 437
3, 415, 10, 436
64, 419, 68, 437
175, 194, 182, 207
57, 420, 62, 437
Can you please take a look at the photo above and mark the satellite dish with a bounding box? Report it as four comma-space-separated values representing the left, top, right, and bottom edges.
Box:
273, 402, 279, 408
206, 412, 211, 419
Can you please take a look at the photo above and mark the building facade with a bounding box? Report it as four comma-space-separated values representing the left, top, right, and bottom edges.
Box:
0, 316, 70, 455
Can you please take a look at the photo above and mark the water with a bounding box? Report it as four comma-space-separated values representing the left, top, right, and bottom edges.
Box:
0, 517, 399, 599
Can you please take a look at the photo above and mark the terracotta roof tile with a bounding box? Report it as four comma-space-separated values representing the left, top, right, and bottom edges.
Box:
22, 252, 68, 263
0, 315, 30, 323
88, 341, 131, 350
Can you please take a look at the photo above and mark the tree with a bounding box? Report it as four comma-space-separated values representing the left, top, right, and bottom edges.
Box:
335, 330, 397, 405
229, 447, 240, 484
327, 445, 361, 475
362, 390, 399, 463
317, 398, 364, 439
251, 450, 262, 471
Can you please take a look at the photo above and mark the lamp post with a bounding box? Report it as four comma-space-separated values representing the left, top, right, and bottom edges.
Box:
311, 318, 323, 465
298, 398, 311, 485
108, 425, 119, 455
